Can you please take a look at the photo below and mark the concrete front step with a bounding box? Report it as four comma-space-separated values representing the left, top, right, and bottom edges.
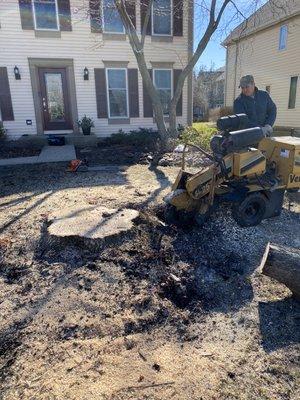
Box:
38, 145, 76, 163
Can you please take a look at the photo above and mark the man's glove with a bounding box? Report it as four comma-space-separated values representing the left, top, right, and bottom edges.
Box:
261, 124, 273, 137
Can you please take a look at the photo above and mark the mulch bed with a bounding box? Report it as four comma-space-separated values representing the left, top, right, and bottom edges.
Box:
76, 144, 151, 166
0, 146, 41, 159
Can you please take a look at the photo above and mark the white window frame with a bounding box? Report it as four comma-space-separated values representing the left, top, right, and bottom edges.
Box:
153, 68, 173, 115
102, 0, 125, 34
279, 24, 288, 51
152, 0, 173, 37
106, 68, 129, 119
32, 0, 60, 31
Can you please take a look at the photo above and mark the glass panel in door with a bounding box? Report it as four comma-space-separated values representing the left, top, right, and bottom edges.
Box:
45, 73, 65, 122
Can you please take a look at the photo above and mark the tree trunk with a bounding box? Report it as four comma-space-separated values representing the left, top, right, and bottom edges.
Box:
169, 105, 178, 138
115, 0, 231, 159
260, 243, 300, 300
115, 0, 168, 153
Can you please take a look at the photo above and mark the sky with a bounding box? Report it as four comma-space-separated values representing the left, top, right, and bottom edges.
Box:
194, 0, 269, 71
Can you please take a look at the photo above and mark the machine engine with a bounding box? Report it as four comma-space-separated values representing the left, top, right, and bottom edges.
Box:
210, 114, 265, 157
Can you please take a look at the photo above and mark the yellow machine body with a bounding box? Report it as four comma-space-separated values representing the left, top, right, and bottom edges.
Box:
259, 136, 300, 189
167, 136, 300, 218
233, 149, 266, 177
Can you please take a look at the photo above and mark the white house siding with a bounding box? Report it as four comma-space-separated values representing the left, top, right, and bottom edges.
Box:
0, 0, 192, 139
225, 15, 300, 129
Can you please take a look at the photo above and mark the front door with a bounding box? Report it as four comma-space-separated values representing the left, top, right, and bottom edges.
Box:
38, 67, 72, 131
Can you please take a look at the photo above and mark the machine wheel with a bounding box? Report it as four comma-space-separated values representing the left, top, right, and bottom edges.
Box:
164, 205, 194, 227
232, 192, 267, 227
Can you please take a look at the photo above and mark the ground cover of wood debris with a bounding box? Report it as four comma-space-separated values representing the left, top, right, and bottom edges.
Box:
0, 162, 299, 400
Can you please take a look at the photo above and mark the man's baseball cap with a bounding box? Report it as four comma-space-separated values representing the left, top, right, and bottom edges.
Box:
239, 75, 255, 88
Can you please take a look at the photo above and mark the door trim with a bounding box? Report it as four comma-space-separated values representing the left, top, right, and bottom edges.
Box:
29, 58, 79, 135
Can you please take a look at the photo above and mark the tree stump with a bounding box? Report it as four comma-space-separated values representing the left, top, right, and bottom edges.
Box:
47, 206, 139, 250
260, 243, 300, 300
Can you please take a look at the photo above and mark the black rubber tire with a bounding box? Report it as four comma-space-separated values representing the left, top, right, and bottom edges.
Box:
164, 205, 194, 227
232, 192, 267, 227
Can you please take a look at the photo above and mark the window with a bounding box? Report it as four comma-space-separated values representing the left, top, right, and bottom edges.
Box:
106, 69, 128, 118
154, 69, 172, 115
152, 0, 172, 36
32, 0, 59, 30
103, 0, 124, 33
279, 25, 288, 50
288, 76, 298, 109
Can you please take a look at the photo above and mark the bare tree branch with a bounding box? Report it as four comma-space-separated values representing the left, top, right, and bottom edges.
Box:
141, 0, 154, 47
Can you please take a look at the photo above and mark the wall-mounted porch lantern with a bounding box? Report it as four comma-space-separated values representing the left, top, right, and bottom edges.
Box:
14, 66, 21, 80
84, 67, 89, 81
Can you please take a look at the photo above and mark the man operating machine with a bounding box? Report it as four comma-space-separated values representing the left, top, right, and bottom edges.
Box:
234, 75, 277, 137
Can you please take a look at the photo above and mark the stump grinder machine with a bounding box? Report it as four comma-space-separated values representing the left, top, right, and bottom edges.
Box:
164, 114, 300, 227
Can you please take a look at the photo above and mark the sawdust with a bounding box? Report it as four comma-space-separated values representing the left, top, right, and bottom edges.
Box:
0, 163, 299, 400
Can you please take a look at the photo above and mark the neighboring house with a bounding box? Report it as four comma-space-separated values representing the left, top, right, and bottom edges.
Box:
193, 66, 225, 121
223, 0, 300, 130
0, 0, 193, 140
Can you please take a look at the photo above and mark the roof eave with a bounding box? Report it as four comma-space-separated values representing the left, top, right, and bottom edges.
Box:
222, 10, 300, 47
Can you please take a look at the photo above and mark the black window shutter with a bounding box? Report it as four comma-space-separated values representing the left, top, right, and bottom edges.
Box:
173, 0, 183, 36
58, 0, 72, 31
128, 69, 139, 118
0, 67, 14, 121
141, 0, 152, 36
94, 68, 108, 118
125, 0, 136, 28
173, 69, 183, 116
18, 0, 34, 30
143, 70, 153, 118
90, 0, 103, 33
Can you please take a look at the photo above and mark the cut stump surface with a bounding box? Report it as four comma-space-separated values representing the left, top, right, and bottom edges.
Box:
48, 206, 139, 240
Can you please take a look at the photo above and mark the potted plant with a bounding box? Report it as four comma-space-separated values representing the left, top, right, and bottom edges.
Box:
77, 115, 94, 135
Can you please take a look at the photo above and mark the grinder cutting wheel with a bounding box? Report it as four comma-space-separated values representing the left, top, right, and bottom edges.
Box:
164, 114, 300, 227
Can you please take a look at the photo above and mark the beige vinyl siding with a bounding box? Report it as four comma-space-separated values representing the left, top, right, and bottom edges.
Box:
0, 0, 191, 139
225, 44, 238, 108
225, 15, 300, 129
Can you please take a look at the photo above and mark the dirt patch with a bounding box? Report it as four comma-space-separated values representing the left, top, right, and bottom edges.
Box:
76, 144, 151, 166
0, 163, 299, 399
0, 145, 41, 159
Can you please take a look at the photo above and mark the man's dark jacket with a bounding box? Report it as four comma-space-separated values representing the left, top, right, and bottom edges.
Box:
233, 88, 277, 128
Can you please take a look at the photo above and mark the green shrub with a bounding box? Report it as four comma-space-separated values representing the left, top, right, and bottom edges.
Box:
105, 128, 159, 150
179, 123, 217, 151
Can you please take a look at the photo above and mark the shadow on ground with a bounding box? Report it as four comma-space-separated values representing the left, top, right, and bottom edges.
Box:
0, 162, 129, 198
259, 297, 300, 352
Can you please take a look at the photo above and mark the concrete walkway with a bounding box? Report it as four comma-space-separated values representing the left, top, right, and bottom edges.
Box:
0, 145, 76, 167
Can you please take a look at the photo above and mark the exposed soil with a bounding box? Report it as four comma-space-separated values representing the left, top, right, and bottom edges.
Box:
0, 162, 299, 400
0, 145, 41, 159
76, 144, 152, 166
76, 144, 209, 169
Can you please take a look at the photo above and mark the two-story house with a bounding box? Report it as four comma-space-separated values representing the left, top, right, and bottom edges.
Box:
223, 0, 300, 132
0, 0, 193, 140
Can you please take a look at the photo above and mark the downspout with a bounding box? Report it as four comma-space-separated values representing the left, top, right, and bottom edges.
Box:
223, 42, 228, 106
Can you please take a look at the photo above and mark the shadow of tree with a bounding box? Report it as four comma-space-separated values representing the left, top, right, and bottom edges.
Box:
0, 162, 129, 198
141, 166, 172, 206
259, 297, 300, 352
0, 191, 54, 235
